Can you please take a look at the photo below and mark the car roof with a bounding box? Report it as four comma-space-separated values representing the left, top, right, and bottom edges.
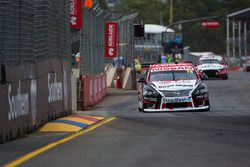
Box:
150, 63, 194, 72
199, 55, 223, 61
150, 63, 193, 68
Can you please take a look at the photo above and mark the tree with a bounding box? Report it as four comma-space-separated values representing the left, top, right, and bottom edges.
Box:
114, 0, 168, 24
113, 0, 250, 53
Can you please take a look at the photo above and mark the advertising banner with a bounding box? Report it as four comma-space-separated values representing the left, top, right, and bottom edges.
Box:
105, 22, 118, 58
70, 0, 82, 29
201, 21, 220, 29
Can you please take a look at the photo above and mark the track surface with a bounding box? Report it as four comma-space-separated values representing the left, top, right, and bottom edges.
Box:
1, 71, 250, 167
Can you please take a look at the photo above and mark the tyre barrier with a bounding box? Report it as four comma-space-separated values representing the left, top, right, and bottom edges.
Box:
78, 73, 106, 110
0, 59, 72, 144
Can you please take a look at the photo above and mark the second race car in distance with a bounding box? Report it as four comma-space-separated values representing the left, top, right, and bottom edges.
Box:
243, 60, 250, 72
138, 63, 210, 112
197, 55, 228, 79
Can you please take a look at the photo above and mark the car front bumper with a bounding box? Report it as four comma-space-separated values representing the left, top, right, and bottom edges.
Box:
202, 70, 227, 78
143, 105, 209, 112
143, 95, 209, 112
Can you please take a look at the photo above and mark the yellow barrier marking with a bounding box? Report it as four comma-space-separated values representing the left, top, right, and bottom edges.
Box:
91, 116, 104, 120
5, 117, 116, 167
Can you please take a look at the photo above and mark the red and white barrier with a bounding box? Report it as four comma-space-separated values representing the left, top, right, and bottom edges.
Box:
80, 73, 106, 109
228, 66, 242, 71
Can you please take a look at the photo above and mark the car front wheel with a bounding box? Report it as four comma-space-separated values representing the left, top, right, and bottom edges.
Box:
222, 74, 228, 80
138, 98, 145, 112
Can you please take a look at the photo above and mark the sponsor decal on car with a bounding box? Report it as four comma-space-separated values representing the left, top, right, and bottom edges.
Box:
162, 96, 192, 103
198, 64, 224, 70
153, 80, 197, 91
151, 66, 193, 72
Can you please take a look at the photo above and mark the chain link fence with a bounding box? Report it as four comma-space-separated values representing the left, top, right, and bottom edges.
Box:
118, 13, 137, 68
0, 0, 71, 143
34, 0, 71, 61
0, 0, 71, 83
0, 0, 70, 65
79, 2, 137, 76
80, 0, 111, 76
0, 0, 34, 66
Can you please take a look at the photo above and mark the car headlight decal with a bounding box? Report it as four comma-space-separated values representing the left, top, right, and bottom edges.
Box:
143, 85, 161, 98
193, 83, 208, 96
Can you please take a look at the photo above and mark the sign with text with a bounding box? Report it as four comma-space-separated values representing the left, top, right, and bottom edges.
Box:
202, 21, 220, 29
105, 22, 118, 58
70, 0, 82, 29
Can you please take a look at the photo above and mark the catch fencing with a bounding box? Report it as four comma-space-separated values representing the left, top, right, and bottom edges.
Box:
77, 2, 137, 109
77, 0, 111, 110
0, 0, 71, 143
118, 13, 137, 68
80, 0, 111, 76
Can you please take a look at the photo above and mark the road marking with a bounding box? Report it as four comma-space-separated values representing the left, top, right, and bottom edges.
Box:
4, 117, 116, 167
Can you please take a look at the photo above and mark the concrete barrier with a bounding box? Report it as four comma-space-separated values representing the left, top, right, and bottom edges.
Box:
71, 74, 77, 113
79, 73, 107, 109
122, 67, 133, 90
106, 67, 117, 88
0, 58, 72, 143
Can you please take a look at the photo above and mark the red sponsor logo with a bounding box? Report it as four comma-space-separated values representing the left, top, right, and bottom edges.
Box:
151, 66, 194, 72
105, 22, 118, 58
70, 0, 82, 29
201, 21, 220, 29
150, 64, 194, 72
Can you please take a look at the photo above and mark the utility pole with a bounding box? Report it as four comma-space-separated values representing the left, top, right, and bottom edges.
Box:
169, 0, 173, 24
169, 0, 174, 62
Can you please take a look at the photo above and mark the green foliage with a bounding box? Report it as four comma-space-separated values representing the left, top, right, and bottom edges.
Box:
115, 0, 168, 24
114, 0, 250, 53
99, 0, 108, 10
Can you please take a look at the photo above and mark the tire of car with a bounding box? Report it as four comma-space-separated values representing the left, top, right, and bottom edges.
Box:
138, 98, 145, 112
203, 100, 210, 112
138, 101, 142, 112
222, 74, 228, 80
198, 100, 210, 112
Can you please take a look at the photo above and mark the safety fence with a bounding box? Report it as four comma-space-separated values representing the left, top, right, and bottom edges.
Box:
0, 0, 71, 143
78, 0, 138, 92
77, 73, 106, 110
80, 0, 111, 76
118, 14, 137, 68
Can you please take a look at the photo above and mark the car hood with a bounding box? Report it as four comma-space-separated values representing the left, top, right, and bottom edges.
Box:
244, 63, 250, 67
152, 80, 197, 91
198, 63, 224, 71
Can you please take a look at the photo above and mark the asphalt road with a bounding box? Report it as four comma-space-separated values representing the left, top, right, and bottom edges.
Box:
2, 71, 250, 167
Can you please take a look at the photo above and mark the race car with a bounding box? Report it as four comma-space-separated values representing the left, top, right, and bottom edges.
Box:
243, 60, 250, 72
137, 63, 210, 112
197, 55, 228, 79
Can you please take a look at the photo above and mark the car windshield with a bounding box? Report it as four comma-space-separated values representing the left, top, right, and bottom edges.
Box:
199, 59, 223, 65
150, 70, 197, 81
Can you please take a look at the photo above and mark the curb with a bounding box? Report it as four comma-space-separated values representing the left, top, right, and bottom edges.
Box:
39, 115, 104, 132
